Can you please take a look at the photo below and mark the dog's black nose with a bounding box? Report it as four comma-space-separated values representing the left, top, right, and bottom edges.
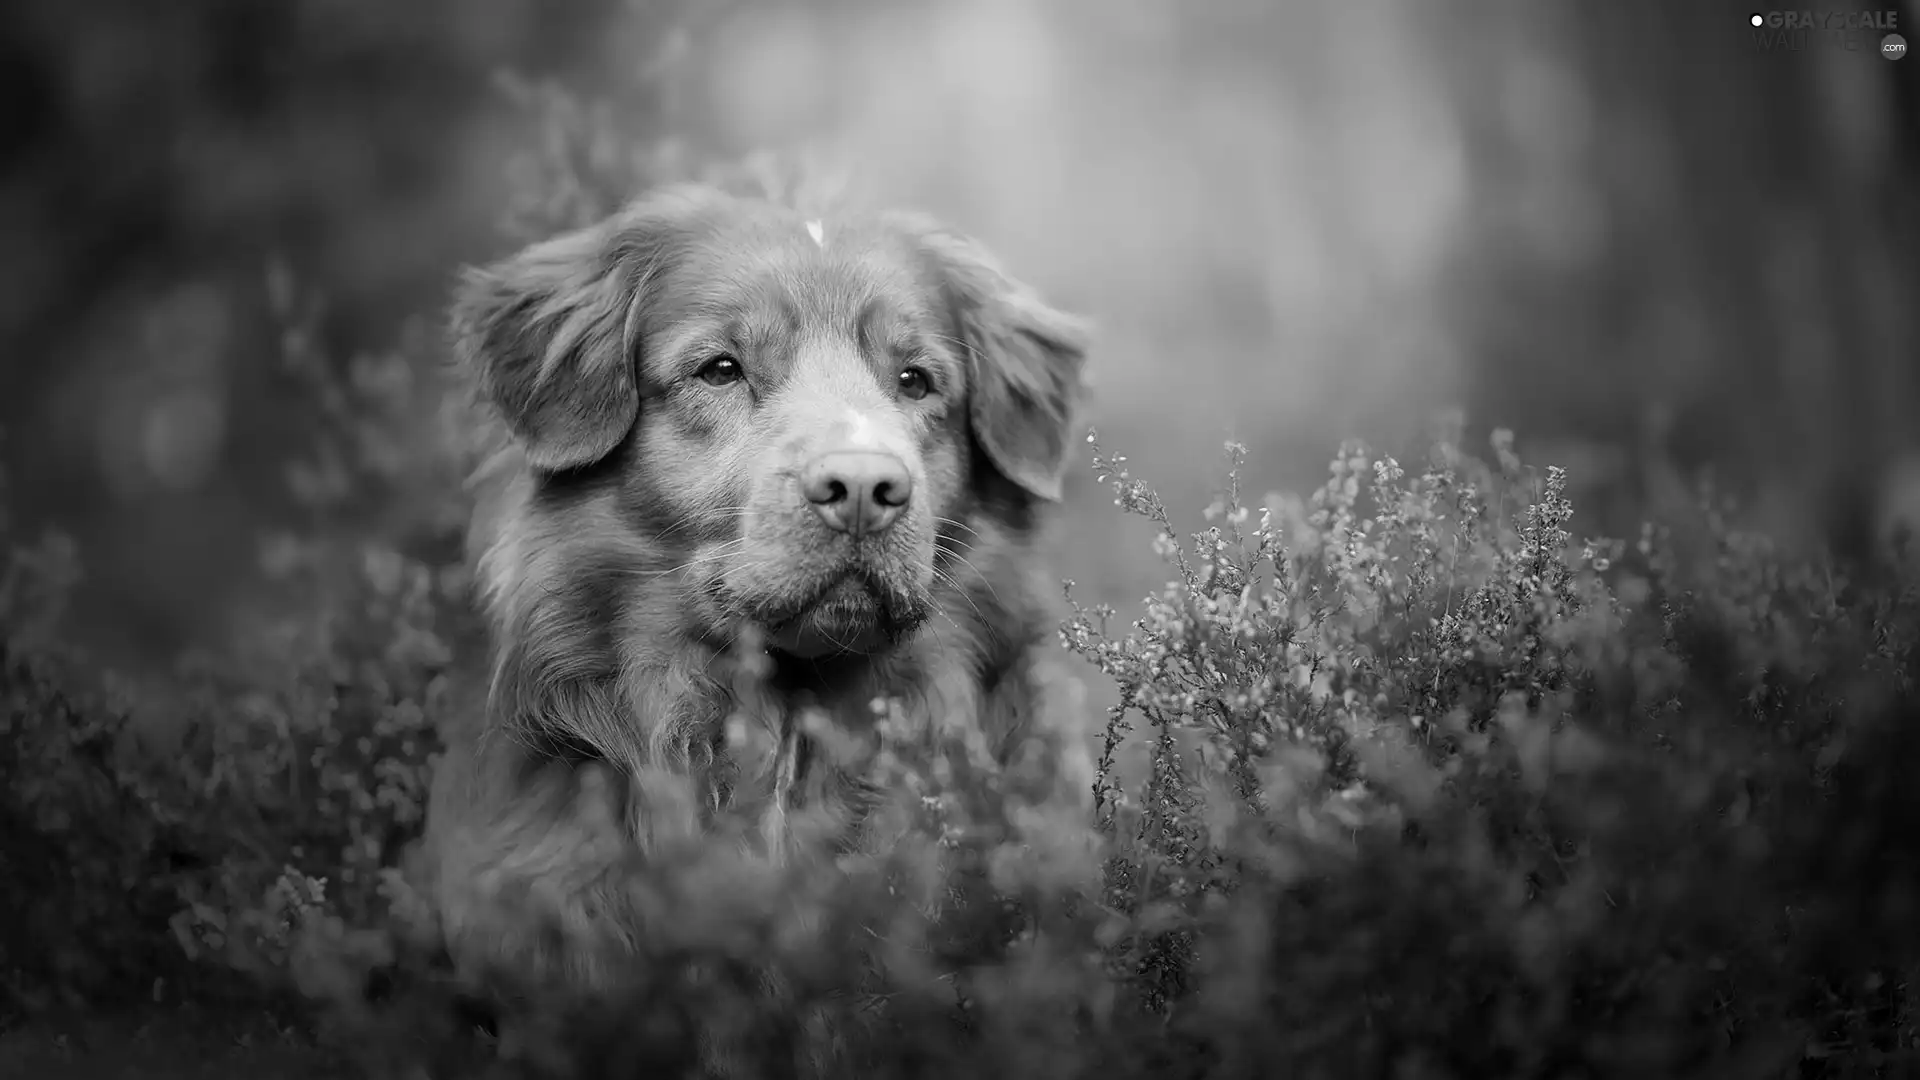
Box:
802, 450, 912, 536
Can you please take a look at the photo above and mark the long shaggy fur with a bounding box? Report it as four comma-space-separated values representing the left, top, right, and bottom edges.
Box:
412, 182, 1096, 1068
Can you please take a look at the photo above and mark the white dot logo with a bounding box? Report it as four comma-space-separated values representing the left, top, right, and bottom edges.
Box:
1886, 34, 1908, 60
1749, 12, 1764, 27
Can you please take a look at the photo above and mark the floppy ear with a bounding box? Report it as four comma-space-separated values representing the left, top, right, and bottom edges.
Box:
450, 188, 718, 473
891, 217, 1091, 502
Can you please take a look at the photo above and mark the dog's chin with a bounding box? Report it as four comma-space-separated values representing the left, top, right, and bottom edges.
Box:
761, 577, 925, 660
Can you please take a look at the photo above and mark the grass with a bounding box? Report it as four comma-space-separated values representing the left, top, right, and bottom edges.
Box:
5, 79, 1920, 1079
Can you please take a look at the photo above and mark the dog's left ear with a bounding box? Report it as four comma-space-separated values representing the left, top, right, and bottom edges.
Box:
891, 216, 1091, 502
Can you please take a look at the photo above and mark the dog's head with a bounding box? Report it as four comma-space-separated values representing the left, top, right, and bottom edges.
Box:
453, 185, 1088, 660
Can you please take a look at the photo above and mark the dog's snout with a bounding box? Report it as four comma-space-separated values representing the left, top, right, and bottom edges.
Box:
802, 450, 913, 536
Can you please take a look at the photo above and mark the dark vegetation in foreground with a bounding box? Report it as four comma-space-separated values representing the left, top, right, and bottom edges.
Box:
4, 403, 1918, 1077
5, 85, 1919, 1080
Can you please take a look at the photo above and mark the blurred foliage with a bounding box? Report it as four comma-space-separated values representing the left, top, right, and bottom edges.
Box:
0, 303, 470, 1019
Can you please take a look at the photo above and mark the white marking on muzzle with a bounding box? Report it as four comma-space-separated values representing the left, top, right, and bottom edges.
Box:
805, 220, 825, 248
845, 409, 877, 447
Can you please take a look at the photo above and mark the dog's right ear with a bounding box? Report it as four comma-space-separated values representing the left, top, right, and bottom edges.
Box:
450, 188, 718, 473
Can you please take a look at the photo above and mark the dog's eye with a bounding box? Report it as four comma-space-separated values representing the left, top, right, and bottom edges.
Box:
896, 366, 934, 401
696, 356, 744, 387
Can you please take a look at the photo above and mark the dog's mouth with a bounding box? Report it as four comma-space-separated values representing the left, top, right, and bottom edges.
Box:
746, 570, 930, 659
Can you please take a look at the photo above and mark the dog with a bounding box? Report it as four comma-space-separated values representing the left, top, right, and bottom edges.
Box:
410, 182, 1096, 1065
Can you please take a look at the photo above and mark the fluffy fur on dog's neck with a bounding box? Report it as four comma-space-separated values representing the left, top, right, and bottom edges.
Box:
464, 421, 1069, 853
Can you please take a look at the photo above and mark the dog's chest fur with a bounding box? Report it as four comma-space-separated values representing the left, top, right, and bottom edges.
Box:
694, 611, 1038, 858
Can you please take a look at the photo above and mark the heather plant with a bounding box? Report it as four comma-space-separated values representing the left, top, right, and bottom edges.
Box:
7, 380, 1920, 1075
369, 420, 1912, 1079
0, 255, 475, 1020
0, 496, 187, 1015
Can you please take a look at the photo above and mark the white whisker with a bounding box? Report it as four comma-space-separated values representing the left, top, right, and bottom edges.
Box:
936, 544, 1003, 610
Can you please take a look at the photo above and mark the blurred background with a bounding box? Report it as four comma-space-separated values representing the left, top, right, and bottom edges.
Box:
1, 0, 1915, 680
